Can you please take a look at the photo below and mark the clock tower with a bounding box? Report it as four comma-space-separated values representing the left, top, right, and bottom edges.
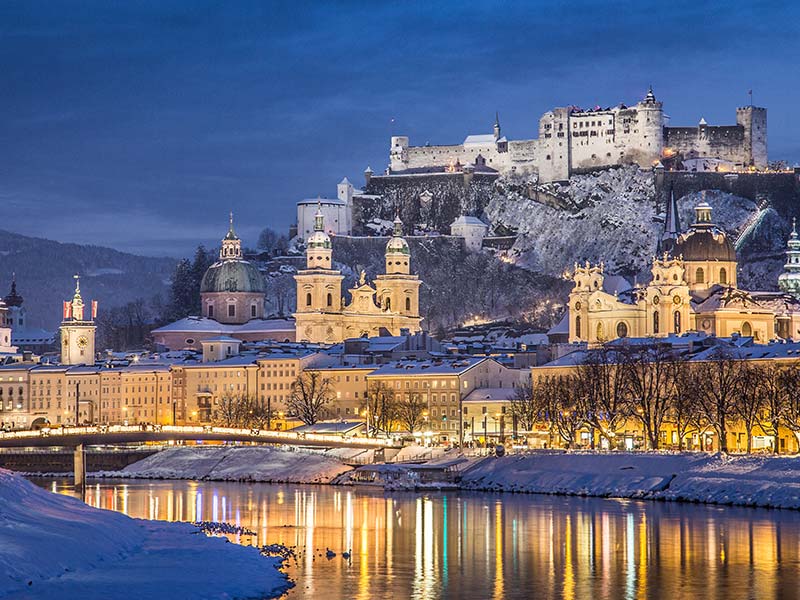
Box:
60, 275, 97, 365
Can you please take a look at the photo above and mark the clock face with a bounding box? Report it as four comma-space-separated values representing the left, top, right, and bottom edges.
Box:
77, 335, 88, 348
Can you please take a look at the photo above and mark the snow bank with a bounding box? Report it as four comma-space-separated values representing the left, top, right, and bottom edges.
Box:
460, 451, 800, 509
0, 469, 290, 599
96, 446, 352, 483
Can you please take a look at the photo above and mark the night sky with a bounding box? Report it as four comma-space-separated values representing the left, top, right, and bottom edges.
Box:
2, 1, 799, 257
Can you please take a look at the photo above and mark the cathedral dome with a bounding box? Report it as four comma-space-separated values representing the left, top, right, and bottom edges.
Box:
673, 202, 736, 262
200, 259, 265, 294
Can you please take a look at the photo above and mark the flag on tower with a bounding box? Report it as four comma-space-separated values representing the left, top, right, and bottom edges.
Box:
63, 301, 72, 320
91, 300, 98, 320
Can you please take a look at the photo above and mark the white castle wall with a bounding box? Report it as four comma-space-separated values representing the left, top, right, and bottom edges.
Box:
391, 94, 762, 182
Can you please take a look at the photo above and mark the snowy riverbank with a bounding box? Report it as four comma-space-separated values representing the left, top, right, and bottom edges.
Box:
95, 445, 353, 483
0, 468, 291, 599
460, 451, 800, 509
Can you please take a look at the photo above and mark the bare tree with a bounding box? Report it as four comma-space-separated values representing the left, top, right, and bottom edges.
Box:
619, 343, 675, 450
575, 346, 630, 449
396, 392, 427, 434
545, 375, 584, 449
694, 347, 742, 453
509, 379, 546, 434
778, 363, 800, 453
734, 362, 766, 453
668, 358, 703, 451
365, 382, 397, 436
215, 393, 248, 427
288, 372, 334, 425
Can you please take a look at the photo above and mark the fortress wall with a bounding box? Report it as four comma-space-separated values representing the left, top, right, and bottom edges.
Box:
664, 125, 750, 165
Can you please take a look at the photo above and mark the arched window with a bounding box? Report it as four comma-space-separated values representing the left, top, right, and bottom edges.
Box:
616, 322, 628, 338
575, 315, 581, 338
251, 304, 257, 318
405, 297, 411, 311
207, 304, 214, 318
385, 297, 391, 310
653, 311, 659, 334
596, 322, 605, 341
227, 304, 235, 318
696, 267, 705, 284
306, 292, 312, 307
674, 310, 681, 334
742, 321, 752, 337
719, 267, 727, 285
326, 293, 332, 307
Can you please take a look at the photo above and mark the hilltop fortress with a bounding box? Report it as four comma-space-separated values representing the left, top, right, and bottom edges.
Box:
389, 88, 767, 182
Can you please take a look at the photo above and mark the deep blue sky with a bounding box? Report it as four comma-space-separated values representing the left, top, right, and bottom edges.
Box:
2, 1, 799, 257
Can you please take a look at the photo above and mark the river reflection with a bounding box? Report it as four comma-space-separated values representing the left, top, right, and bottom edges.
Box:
36, 478, 800, 599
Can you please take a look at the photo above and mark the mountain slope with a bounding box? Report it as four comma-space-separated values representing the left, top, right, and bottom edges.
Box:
0, 230, 176, 329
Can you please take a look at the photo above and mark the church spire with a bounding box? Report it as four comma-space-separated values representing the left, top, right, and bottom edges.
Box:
3, 273, 23, 307
493, 112, 501, 139
314, 199, 325, 232
658, 185, 681, 255
220, 213, 242, 259
779, 217, 800, 299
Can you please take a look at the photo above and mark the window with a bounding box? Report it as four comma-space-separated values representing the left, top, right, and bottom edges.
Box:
207, 304, 214, 318
696, 267, 705, 284
385, 297, 391, 310
306, 293, 312, 307
251, 304, 257, 317
674, 311, 681, 334
719, 267, 727, 285
405, 297, 411, 311
575, 315, 581, 338
327, 293, 332, 307
742, 322, 752, 337
228, 304, 236, 317
616, 322, 628, 338
653, 311, 659, 334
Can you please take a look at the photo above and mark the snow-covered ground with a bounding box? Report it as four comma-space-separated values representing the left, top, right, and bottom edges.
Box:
460, 451, 800, 509
96, 446, 353, 483
0, 468, 290, 599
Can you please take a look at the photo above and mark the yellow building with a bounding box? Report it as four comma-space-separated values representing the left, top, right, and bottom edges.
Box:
367, 357, 521, 444
568, 201, 800, 344
294, 208, 422, 343
305, 364, 375, 419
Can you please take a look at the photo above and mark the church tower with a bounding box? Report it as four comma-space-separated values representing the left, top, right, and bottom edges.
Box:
778, 219, 800, 299
60, 275, 97, 365
375, 215, 421, 318
294, 206, 344, 341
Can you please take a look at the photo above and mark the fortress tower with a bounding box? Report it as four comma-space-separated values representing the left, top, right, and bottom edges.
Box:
60, 276, 96, 365
736, 105, 767, 168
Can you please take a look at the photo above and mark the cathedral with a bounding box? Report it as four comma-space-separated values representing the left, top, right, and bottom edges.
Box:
568, 192, 800, 344
294, 206, 422, 343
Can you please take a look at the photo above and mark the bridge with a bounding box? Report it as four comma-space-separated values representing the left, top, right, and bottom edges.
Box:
0, 424, 399, 488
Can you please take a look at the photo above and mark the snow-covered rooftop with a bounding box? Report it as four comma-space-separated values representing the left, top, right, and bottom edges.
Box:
152, 317, 294, 334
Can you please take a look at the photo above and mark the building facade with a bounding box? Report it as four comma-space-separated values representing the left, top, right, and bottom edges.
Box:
294, 209, 422, 343
568, 201, 800, 344
59, 276, 96, 366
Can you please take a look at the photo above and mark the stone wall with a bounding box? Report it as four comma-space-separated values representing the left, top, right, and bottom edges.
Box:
354, 172, 499, 234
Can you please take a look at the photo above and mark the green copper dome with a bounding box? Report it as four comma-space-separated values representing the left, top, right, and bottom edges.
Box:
200, 259, 266, 294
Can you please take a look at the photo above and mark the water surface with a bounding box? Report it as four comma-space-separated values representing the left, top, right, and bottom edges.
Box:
36, 478, 800, 599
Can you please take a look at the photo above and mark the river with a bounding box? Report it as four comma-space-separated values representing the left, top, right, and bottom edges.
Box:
33, 477, 800, 599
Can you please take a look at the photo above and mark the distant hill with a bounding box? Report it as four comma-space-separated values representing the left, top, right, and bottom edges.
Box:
0, 230, 176, 330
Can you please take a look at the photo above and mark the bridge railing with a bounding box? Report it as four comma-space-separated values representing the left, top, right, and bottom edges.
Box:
0, 424, 401, 448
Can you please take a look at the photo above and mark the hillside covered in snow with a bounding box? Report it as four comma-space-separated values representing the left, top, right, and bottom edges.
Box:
485, 166, 783, 287
0, 468, 290, 599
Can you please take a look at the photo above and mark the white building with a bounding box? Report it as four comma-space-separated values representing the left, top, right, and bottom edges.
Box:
296, 178, 355, 240
450, 216, 488, 251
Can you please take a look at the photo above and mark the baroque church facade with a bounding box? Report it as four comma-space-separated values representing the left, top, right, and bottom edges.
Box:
294, 207, 422, 343
568, 193, 800, 344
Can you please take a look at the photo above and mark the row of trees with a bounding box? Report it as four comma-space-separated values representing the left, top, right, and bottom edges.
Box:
210, 373, 433, 436
511, 345, 800, 453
